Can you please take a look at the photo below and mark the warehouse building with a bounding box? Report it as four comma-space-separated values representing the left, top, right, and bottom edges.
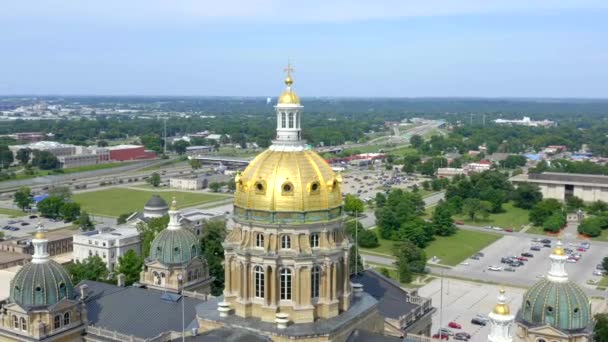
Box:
511, 172, 608, 202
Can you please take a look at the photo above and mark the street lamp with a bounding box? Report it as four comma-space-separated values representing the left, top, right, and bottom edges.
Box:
178, 274, 185, 342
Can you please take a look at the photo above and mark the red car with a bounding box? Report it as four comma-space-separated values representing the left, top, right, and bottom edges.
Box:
577, 247, 586, 252
432, 333, 449, 340
455, 220, 465, 225
505, 228, 514, 232
448, 322, 462, 329
517, 257, 528, 262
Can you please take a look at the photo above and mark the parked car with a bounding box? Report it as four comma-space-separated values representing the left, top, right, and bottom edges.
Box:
530, 246, 541, 251
543, 243, 552, 248
541, 239, 551, 244
505, 228, 514, 232
471, 317, 487, 326
455, 332, 471, 340
439, 328, 454, 336
596, 264, 605, 270
20, 222, 29, 226
448, 322, 461, 329
453, 335, 468, 341
504, 267, 516, 272
432, 334, 449, 340
593, 270, 606, 276
517, 257, 528, 262
470, 255, 480, 260
577, 247, 586, 252
488, 266, 502, 271
521, 253, 534, 258
454, 220, 465, 225
28, 215, 37, 219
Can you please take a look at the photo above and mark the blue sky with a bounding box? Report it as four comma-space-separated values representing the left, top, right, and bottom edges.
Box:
0, 1, 606, 98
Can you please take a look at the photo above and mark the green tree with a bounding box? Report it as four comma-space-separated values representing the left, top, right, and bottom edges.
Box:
14, 187, 34, 211
148, 172, 161, 187
117, 213, 131, 225
37, 196, 65, 218
48, 186, 72, 200
97, 140, 109, 147
588, 200, 608, 215
345, 220, 379, 248
78, 211, 95, 231
409, 134, 423, 148
578, 216, 608, 237
529, 199, 563, 226
140, 134, 163, 153
431, 203, 457, 236
137, 215, 169, 258
344, 194, 364, 215
59, 202, 81, 222
116, 250, 144, 286
67, 256, 108, 284
172, 140, 190, 155
398, 218, 432, 248
189, 159, 202, 170
393, 239, 426, 283
566, 196, 585, 211
209, 182, 222, 192
349, 245, 364, 275
16, 148, 32, 165
462, 198, 482, 221
595, 313, 608, 342
543, 212, 566, 233
379, 267, 391, 278
200, 220, 226, 296
500, 155, 527, 169
0, 145, 14, 168
513, 183, 543, 209
32, 150, 59, 170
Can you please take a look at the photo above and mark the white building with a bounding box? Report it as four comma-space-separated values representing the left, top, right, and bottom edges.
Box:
58, 154, 99, 169
511, 172, 608, 202
169, 176, 207, 190
72, 227, 140, 272
179, 208, 227, 236
494, 116, 554, 127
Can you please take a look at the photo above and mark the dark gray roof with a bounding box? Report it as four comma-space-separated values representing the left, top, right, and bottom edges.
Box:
350, 269, 418, 319
529, 172, 608, 185
77, 281, 205, 339
145, 195, 169, 208
181, 328, 270, 342
346, 329, 402, 342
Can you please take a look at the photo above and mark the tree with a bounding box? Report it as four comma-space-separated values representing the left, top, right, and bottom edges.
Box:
200, 220, 226, 296
189, 159, 202, 170
172, 140, 190, 155
349, 245, 364, 275
67, 256, 108, 284
578, 216, 608, 237
393, 239, 426, 283
209, 182, 222, 193
409, 134, 423, 148
462, 198, 482, 221
16, 148, 32, 165
37, 196, 65, 218
14, 187, 33, 211
398, 218, 433, 248
543, 212, 566, 233
345, 220, 379, 248
78, 211, 95, 231
59, 202, 81, 222
48, 186, 72, 200
500, 155, 527, 169
97, 140, 109, 147
32, 150, 59, 170
379, 268, 391, 278
116, 250, 144, 286
529, 199, 563, 227
140, 134, 163, 153
588, 200, 608, 215
594, 313, 608, 342
431, 203, 457, 236
513, 183, 543, 209
344, 194, 364, 215
117, 213, 131, 225
148, 172, 161, 187
566, 196, 585, 211
0, 145, 14, 168
137, 215, 169, 258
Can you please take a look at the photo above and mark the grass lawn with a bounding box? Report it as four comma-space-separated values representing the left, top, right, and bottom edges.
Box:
453, 202, 530, 231
591, 230, 608, 242
73, 188, 226, 217
360, 228, 502, 266
526, 225, 548, 235
598, 277, 608, 290
0, 208, 25, 217
387, 146, 418, 157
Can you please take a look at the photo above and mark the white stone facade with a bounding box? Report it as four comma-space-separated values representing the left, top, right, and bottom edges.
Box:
72, 227, 141, 272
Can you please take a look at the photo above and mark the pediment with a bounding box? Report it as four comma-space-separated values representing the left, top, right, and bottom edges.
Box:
4, 303, 27, 314
528, 324, 568, 337
47, 298, 77, 311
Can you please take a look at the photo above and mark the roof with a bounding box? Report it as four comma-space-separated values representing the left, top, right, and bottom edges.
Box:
350, 269, 418, 319
529, 172, 608, 185
77, 281, 205, 339
0, 252, 30, 264
149, 229, 200, 265
346, 329, 402, 342
11, 260, 74, 309
180, 209, 225, 222
107, 144, 144, 150
76, 227, 139, 241
182, 329, 270, 342
145, 194, 169, 208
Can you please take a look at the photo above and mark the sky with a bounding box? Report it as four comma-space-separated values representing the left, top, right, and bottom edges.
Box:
0, 0, 607, 98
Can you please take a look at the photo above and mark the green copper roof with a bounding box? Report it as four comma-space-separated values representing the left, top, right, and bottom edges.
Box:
149, 229, 200, 265
10, 261, 74, 308
520, 279, 591, 332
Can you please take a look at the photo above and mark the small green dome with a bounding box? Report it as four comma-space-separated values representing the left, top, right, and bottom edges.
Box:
520, 279, 591, 331
10, 261, 74, 308
149, 229, 200, 265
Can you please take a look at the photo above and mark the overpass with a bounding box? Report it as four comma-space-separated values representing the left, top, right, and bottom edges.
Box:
189, 155, 252, 167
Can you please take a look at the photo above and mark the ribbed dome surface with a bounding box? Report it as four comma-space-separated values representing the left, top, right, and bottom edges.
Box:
149, 229, 200, 265
145, 195, 168, 208
10, 261, 74, 308
520, 279, 591, 331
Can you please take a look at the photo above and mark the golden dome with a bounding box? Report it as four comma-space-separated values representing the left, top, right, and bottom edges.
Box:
234, 149, 342, 215
278, 90, 300, 105
493, 289, 511, 315
553, 239, 565, 256
34, 231, 46, 240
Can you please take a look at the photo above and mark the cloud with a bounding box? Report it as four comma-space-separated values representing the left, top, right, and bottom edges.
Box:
2, 0, 608, 24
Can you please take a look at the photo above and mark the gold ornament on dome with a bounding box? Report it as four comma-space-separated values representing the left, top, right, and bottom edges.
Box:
277, 60, 300, 105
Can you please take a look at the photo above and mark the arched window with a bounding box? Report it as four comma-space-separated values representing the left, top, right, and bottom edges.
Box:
63, 312, 70, 326
54, 315, 61, 329
280, 268, 292, 300
58, 282, 67, 299
187, 270, 193, 282
281, 235, 291, 249
310, 233, 320, 248
34, 286, 43, 304
12, 315, 18, 329
254, 266, 265, 298
311, 266, 321, 298
288, 113, 294, 128
20, 317, 26, 331
281, 113, 286, 128
191, 245, 197, 256
13, 286, 20, 298
256, 233, 264, 248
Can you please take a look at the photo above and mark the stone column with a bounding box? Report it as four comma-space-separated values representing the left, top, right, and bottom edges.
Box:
264, 265, 270, 306
301, 267, 311, 306
332, 263, 338, 300
294, 266, 300, 305
224, 258, 231, 294
325, 261, 332, 301
271, 265, 278, 306
343, 254, 350, 294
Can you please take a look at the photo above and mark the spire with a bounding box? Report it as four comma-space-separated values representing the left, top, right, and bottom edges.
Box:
488, 288, 514, 342
272, 61, 305, 151
32, 220, 50, 264
547, 239, 568, 282
167, 197, 182, 231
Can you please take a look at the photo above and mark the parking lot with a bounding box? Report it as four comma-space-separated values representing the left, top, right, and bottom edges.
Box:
341, 166, 423, 200
418, 278, 525, 342
445, 233, 606, 293
0, 214, 71, 239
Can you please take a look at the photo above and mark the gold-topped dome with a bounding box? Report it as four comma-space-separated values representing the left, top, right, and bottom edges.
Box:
492, 289, 511, 315
234, 149, 342, 215
34, 231, 46, 240
553, 239, 565, 256
277, 61, 300, 105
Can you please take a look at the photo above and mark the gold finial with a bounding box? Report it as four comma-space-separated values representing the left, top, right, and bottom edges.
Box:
34, 220, 46, 240
284, 60, 294, 87
170, 196, 178, 210
493, 288, 511, 315
553, 238, 565, 256
499, 288, 505, 294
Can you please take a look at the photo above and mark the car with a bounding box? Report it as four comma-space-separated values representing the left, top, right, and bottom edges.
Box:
475, 252, 485, 257
536, 274, 545, 278
492, 227, 503, 231
501, 257, 511, 264
543, 243, 552, 248
541, 239, 551, 244
517, 257, 528, 262
474, 314, 489, 322
532, 238, 541, 242
471, 317, 487, 326
485, 225, 493, 229
530, 246, 541, 251
28, 215, 37, 219
460, 262, 470, 266
432, 333, 449, 340
488, 266, 502, 271
593, 270, 606, 276
20, 222, 29, 226
521, 253, 534, 258
577, 247, 586, 252
505, 228, 514, 232
504, 267, 516, 272
470, 255, 480, 260
567, 258, 578, 263
454, 220, 465, 225
453, 335, 468, 341
448, 322, 461, 329
596, 264, 605, 270
455, 332, 471, 340
439, 328, 454, 336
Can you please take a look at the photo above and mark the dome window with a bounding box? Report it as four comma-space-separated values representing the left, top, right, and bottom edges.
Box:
157, 246, 162, 253
574, 307, 580, 314
308, 181, 320, 194
13, 286, 20, 297
525, 300, 531, 308
191, 245, 197, 256
174, 247, 180, 254
546, 306, 554, 314
282, 182, 294, 195
255, 181, 266, 194
59, 283, 66, 298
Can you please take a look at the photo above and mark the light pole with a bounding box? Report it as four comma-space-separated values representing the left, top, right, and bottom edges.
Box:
178, 273, 185, 342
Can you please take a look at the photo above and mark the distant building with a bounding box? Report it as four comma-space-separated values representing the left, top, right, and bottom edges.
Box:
58, 154, 98, 169
170, 176, 208, 190
179, 208, 227, 236
0, 229, 73, 256
511, 172, 608, 202
465, 160, 492, 173
186, 145, 213, 156
13, 132, 46, 143
437, 167, 465, 178
0, 252, 30, 270
9, 141, 76, 159
72, 227, 140, 272
107, 144, 156, 161
494, 116, 554, 127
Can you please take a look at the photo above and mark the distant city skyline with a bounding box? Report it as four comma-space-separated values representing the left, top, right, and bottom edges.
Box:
0, 1, 607, 98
